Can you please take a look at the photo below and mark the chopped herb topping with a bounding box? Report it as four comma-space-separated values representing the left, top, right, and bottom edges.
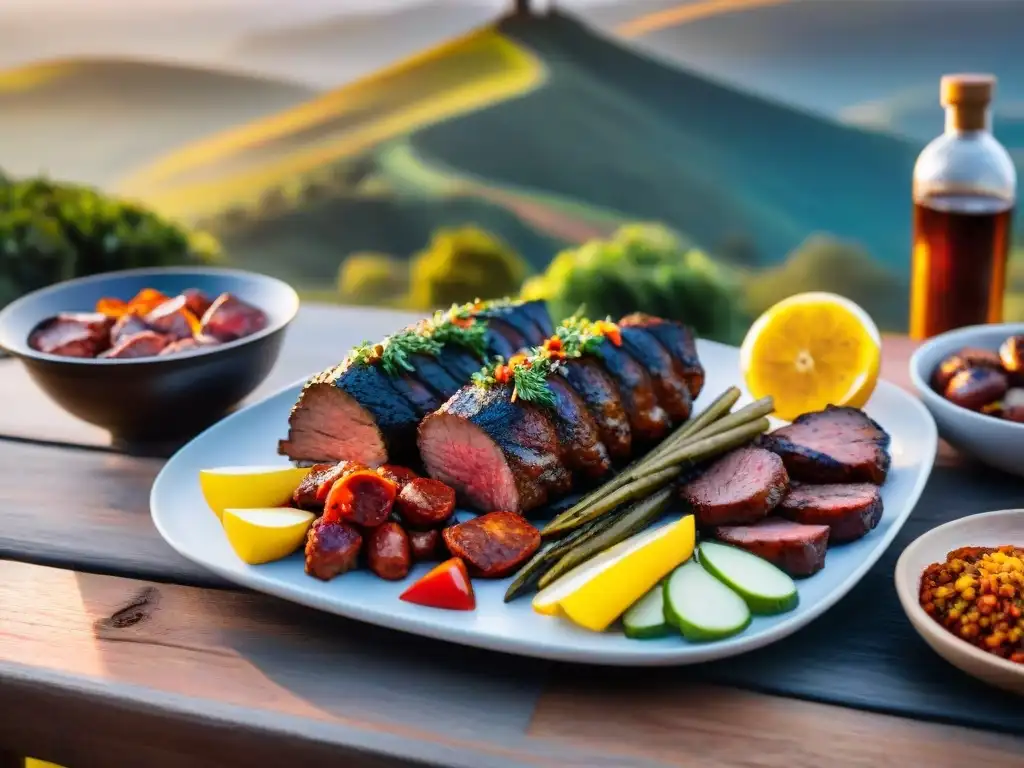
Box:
424, 308, 488, 358
348, 331, 442, 376
348, 340, 382, 367
472, 350, 557, 408
555, 315, 621, 355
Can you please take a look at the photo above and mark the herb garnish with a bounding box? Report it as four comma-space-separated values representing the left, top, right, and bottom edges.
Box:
555, 315, 622, 355
424, 307, 488, 358
349, 331, 443, 376
472, 351, 557, 408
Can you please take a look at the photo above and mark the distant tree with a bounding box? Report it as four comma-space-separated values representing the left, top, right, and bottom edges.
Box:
337, 252, 409, 306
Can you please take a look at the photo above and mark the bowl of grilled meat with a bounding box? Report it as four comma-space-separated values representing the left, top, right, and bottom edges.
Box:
909, 323, 1024, 477
0, 267, 298, 443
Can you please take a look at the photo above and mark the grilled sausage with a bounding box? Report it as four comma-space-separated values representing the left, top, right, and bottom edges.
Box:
304, 518, 363, 581
944, 367, 1008, 411
293, 461, 367, 509
408, 529, 443, 562
442, 511, 541, 578
366, 522, 412, 580
932, 347, 1003, 392
377, 464, 420, 490
324, 470, 397, 527
397, 478, 456, 529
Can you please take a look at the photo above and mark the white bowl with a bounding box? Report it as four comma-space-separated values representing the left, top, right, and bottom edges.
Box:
908, 323, 1024, 477
895, 509, 1024, 696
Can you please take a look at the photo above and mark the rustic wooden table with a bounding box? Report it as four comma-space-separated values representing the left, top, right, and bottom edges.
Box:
0, 308, 1021, 768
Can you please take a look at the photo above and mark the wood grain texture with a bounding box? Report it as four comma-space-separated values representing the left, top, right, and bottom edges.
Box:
2, 561, 1019, 768
0, 304, 419, 449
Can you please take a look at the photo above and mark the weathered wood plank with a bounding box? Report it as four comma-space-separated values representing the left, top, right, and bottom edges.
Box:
2, 560, 1018, 768
0, 304, 418, 449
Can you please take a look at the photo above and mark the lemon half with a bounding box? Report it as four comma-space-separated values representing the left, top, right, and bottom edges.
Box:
740, 292, 881, 422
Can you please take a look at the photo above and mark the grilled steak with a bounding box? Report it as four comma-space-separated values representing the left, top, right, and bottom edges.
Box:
29, 312, 113, 357
713, 517, 830, 577
619, 326, 692, 423
681, 447, 788, 526
591, 338, 670, 444
619, 313, 704, 398
279, 361, 420, 467
777, 483, 883, 543
547, 376, 611, 480
760, 405, 891, 484
561, 357, 632, 461
418, 383, 572, 514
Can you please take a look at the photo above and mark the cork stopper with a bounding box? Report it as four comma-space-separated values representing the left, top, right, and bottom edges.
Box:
941, 74, 995, 131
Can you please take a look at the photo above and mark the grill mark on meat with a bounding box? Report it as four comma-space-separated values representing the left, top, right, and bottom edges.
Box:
619, 326, 693, 422
407, 353, 463, 401
713, 517, 830, 577
389, 373, 442, 416
435, 346, 487, 381
777, 483, 883, 543
760, 405, 891, 484
619, 313, 704, 398
681, 447, 788, 526
418, 383, 571, 514
547, 375, 612, 480
561, 357, 632, 461
519, 299, 554, 339
591, 338, 670, 444
484, 318, 529, 359
479, 303, 546, 346
279, 362, 418, 466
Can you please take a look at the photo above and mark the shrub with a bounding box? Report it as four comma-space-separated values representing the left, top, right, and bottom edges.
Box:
408, 226, 530, 309
337, 251, 409, 306
744, 234, 908, 331
0, 175, 220, 306
522, 222, 748, 343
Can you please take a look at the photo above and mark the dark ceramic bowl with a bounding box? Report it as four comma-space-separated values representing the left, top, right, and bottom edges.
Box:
0, 267, 299, 443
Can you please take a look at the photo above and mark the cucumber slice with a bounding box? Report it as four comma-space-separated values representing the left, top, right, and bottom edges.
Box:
663, 560, 751, 642
698, 541, 799, 615
622, 583, 670, 639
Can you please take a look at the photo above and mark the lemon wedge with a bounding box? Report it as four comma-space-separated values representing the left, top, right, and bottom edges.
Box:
740, 292, 881, 422
532, 515, 696, 631
222, 507, 315, 565
199, 465, 310, 521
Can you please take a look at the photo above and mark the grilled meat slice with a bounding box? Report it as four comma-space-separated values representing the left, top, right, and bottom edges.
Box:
591, 338, 670, 444
619, 313, 704, 398
547, 375, 612, 481
619, 326, 692, 422
418, 383, 572, 514
99, 330, 170, 359
561, 357, 632, 461
777, 483, 883, 543
713, 517, 830, 577
279, 361, 420, 467
760, 405, 891, 484
29, 312, 114, 357
681, 447, 788, 527
292, 461, 366, 510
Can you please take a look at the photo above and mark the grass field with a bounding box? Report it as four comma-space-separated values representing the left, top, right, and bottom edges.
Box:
119, 28, 545, 220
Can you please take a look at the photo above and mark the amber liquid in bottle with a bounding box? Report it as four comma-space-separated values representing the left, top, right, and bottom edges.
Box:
910, 192, 1014, 338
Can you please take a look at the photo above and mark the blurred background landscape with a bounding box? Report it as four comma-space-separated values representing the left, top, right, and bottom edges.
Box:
3, 0, 1023, 342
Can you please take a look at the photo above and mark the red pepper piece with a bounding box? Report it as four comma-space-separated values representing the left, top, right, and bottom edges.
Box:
399, 557, 476, 611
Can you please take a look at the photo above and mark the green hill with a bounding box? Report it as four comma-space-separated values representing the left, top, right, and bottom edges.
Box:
0, 57, 313, 187
412, 12, 920, 270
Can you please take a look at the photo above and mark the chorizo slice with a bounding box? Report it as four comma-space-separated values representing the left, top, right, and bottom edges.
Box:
305, 518, 363, 581
408, 529, 443, 562
366, 521, 412, 580
377, 464, 420, 490
324, 470, 397, 527
293, 461, 366, 509
396, 478, 456, 530
442, 511, 541, 578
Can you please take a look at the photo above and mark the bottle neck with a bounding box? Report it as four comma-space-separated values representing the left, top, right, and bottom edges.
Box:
945, 104, 990, 133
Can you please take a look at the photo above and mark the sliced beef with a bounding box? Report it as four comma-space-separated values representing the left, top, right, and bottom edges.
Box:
110, 313, 149, 345
279, 361, 419, 467
777, 483, 883, 543
160, 334, 220, 356
181, 288, 214, 318
681, 447, 788, 526
590, 338, 670, 444
99, 330, 170, 359
713, 518, 830, 577
29, 312, 113, 357
519, 299, 555, 339
547, 375, 612, 481
760, 405, 891, 484
561, 357, 632, 461
200, 292, 268, 342
619, 313, 704, 398
418, 383, 572, 514
144, 295, 197, 340
619, 326, 692, 422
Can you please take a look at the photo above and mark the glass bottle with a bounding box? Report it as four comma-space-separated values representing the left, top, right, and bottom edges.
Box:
909, 73, 1016, 340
